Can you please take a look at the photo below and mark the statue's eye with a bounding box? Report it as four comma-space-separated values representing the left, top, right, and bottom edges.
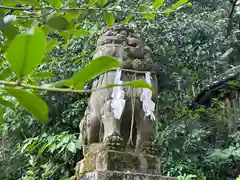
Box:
132, 43, 137, 47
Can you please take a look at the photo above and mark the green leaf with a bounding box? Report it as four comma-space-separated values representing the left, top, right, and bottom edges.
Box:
97, 0, 108, 6
121, 14, 133, 24
143, 13, 155, 20
5, 26, 47, 77
0, 106, 3, 124
42, 57, 54, 63
53, 79, 73, 88
87, 0, 97, 7
0, 96, 15, 109
153, 0, 165, 9
105, 80, 153, 91
172, 0, 190, 9
0, 11, 19, 40
46, 0, 61, 8
47, 16, 69, 30
70, 29, 89, 36
89, 9, 97, 21
6, 88, 49, 123
46, 38, 58, 53
163, 0, 191, 14
0, 23, 19, 40
59, 31, 70, 42
103, 11, 115, 27
3, 0, 40, 6
31, 72, 56, 79
0, 67, 12, 80
138, 4, 149, 12
67, 142, 76, 153
72, 56, 120, 89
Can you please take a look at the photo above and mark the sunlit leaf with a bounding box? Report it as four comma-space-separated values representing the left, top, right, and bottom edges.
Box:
103, 11, 115, 27
31, 72, 56, 79
3, 0, 40, 6
163, 0, 191, 15
53, 79, 73, 88
46, 38, 58, 53
139, 4, 149, 12
46, 0, 61, 8
172, 0, 190, 9
143, 13, 155, 20
97, 0, 108, 6
67, 142, 76, 153
153, 0, 165, 10
5, 26, 47, 77
6, 88, 49, 123
59, 31, 70, 42
105, 80, 153, 91
121, 14, 133, 24
71, 56, 120, 89
70, 29, 89, 36
0, 96, 15, 109
47, 16, 69, 30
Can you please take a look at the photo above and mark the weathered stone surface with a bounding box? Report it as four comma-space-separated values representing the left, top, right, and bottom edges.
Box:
78, 24, 159, 157
75, 143, 160, 175
80, 171, 177, 180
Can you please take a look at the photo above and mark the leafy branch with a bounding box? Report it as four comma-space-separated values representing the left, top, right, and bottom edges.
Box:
0, 79, 152, 94
0, 0, 192, 124
0, 0, 192, 19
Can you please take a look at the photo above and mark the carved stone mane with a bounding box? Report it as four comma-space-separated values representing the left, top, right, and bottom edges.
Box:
94, 25, 155, 71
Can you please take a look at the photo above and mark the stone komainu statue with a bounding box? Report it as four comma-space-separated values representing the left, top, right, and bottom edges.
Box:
79, 25, 158, 156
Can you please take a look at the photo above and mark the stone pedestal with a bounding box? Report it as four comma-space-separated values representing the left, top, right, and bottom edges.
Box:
76, 143, 160, 175
74, 143, 177, 180
80, 171, 177, 180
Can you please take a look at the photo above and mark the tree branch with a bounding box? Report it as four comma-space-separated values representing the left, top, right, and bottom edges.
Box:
0, 5, 170, 17
0, 80, 99, 94
0, 5, 130, 13
226, 0, 238, 37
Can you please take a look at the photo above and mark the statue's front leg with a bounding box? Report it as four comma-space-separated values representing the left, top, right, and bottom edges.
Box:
101, 99, 125, 150
135, 109, 158, 156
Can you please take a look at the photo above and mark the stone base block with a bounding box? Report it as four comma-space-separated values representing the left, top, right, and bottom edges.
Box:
80, 171, 177, 180
76, 144, 160, 174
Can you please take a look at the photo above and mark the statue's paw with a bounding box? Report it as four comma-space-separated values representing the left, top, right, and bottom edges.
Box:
104, 135, 124, 151
141, 141, 159, 156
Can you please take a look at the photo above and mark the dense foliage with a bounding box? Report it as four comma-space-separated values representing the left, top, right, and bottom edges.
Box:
0, 0, 239, 180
